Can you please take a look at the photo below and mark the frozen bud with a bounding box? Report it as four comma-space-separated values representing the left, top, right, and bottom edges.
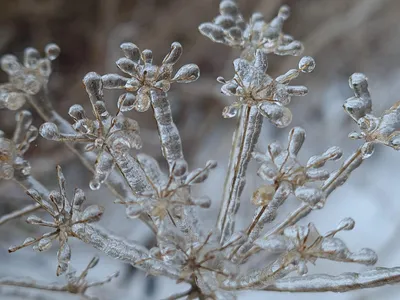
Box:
23, 47, 40, 68
250, 12, 264, 23
220, 0, 239, 16
343, 97, 370, 120
297, 260, 308, 275
276, 41, 303, 56
120, 43, 140, 61
288, 127, 305, 156
72, 188, 86, 209
306, 168, 330, 181
117, 93, 136, 112
116, 57, 136, 76
2, 91, 27, 110
49, 191, 63, 211
101, 74, 128, 89
37, 238, 52, 252
217, 76, 226, 84
172, 64, 200, 83
83, 72, 103, 100
58, 243, 71, 262
172, 159, 188, 177
68, 104, 86, 120
320, 237, 347, 256
228, 27, 242, 40
23, 237, 35, 246
352, 248, 378, 265
221, 82, 238, 95
44, 43, 61, 61
276, 69, 300, 84
252, 185, 275, 206
348, 131, 362, 140
185, 168, 206, 184
1, 54, 20, 75
268, 142, 283, 158
258, 102, 292, 128
39, 122, 60, 140
222, 105, 238, 118
23, 75, 41, 94
215, 15, 236, 29
278, 5, 291, 20
37, 59, 52, 77
254, 49, 268, 73
81, 205, 104, 222
284, 225, 309, 241
199, 23, 225, 43
337, 217, 355, 231
163, 42, 183, 65
134, 89, 151, 112
390, 135, 400, 150
191, 196, 211, 208
361, 142, 375, 159
126, 204, 147, 219
349, 73, 368, 96
89, 178, 100, 191
323, 146, 343, 160
206, 160, 218, 169
142, 49, 153, 64
298, 56, 316, 73
295, 187, 325, 209
26, 215, 45, 225
286, 86, 308, 96
257, 161, 278, 181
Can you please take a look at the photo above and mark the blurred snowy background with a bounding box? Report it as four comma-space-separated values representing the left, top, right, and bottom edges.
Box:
1, 0, 400, 299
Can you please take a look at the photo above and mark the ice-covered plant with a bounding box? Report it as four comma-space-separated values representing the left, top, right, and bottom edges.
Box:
1, 1, 400, 299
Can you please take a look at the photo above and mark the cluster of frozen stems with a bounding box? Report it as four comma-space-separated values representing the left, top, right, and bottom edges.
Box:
1, 1, 400, 299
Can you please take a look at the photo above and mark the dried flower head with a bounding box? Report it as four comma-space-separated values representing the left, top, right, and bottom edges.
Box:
122, 154, 214, 221
39, 72, 142, 190
219, 50, 314, 127
8, 166, 104, 276
255, 219, 377, 276
253, 127, 342, 209
0, 110, 37, 179
151, 227, 244, 299
199, 2, 303, 59
345, 73, 400, 158
64, 256, 119, 299
0, 43, 60, 110
101, 42, 200, 112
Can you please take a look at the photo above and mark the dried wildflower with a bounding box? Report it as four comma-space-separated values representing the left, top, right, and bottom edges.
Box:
39, 73, 142, 190
345, 73, 400, 157
64, 256, 119, 299
0, 256, 119, 300
101, 42, 200, 112
0, 110, 37, 179
0, 44, 60, 110
153, 227, 244, 298
253, 127, 342, 209
255, 219, 377, 276
199, 2, 303, 59
219, 50, 314, 127
8, 166, 104, 276
122, 154, 214, 222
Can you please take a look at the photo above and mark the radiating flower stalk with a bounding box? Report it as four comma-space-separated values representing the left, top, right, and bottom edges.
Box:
2, 1, 400, 299
208, 2, 315, 244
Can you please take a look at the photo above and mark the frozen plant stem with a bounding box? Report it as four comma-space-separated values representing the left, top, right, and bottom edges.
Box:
218, 106, 262, 244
